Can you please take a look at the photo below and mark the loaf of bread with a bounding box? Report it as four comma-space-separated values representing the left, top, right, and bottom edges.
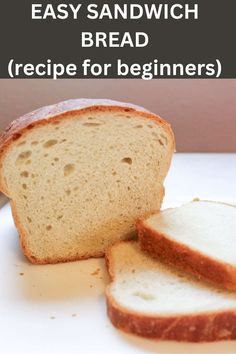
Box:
106, 241, 236, 342
0, 99, 174, 264
138, 200, 236, 290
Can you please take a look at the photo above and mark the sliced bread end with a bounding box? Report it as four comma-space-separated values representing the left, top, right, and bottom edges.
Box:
137, 200, 236, 291
106, 241, 236, 342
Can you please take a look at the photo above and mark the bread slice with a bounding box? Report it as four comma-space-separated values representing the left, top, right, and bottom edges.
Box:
106, 241, 236, 342
0, 99, 174, 264
138, 200, 236, 291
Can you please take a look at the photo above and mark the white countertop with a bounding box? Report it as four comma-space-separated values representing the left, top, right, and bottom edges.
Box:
163, 153, 236, 207
0, 153, 236, 354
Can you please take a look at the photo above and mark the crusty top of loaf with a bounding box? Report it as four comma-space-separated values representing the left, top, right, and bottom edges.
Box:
0, 98, 175, 193
0, 99, 146, 147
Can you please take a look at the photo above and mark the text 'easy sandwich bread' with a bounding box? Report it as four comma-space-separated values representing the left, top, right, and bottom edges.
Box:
0, 99, 174, 264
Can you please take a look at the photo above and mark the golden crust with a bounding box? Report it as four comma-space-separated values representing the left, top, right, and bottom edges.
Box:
106, 294, 236, 342
105, 241, 236, 342
137, 214, 236, 291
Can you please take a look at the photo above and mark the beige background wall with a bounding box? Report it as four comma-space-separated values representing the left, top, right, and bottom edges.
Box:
0, 79, 235, 152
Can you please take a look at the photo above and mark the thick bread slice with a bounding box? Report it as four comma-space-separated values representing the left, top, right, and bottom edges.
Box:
138, 200, 236, 291
106, 241, 236, 342
0, 99, 174, 264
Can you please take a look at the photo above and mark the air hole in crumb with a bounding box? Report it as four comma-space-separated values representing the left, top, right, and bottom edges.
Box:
74, 187, 78, 191
18, 150, 32, 160
127, 186, 131, 191
41, 196, 44, 200
83, 122, 104, 127
158, 139, 164, 146
135, 125, 143, 129
44, 154, 49, 157
46, 225, 52, 231
27, 217, 32, 223
148, 125, 153, 129
57, 215, 63, 220
26, 160, 31, 165
112, 171, 117, 176
23, 195, 27, 200
66, 189, 71, 196
22, 184, 27, 190
121, 157, 132, 165
16, 151, 32, 164
64, 164, 75, 177
160, 134, 168, 145
17, 141, 26, 146
43, 139, 58, 148
20, 171, 29, 177
54, 157, 59, 162
60, 139, 67, 143
133, 291, 155, 300
87, 116, 94, 120
31, 141, 38, 146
